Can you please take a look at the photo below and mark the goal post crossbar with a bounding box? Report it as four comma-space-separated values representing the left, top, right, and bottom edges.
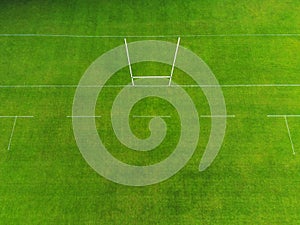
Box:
133, 76, 171, 79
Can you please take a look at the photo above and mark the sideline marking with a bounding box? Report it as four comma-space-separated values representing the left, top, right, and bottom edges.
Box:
1, 33, 300, 38
1, 84, 300, 88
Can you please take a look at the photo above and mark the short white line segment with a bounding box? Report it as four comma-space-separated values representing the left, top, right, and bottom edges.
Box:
67, 116, 102, 118
0, 116, 34, 118
133, 76, 171, 79
267, 115, 300, 118
200, 115, 236, 118
132, 115, 171, 118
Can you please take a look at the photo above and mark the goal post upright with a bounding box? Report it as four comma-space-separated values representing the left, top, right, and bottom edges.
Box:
124, 38, 135, 86
169, 37, 181, 86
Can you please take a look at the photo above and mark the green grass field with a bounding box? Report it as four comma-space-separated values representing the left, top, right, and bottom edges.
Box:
1, 0, 300, 224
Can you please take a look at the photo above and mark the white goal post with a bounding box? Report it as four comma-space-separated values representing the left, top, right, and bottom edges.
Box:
124, 37, 181, 86
169, 37, 180, 86
124, 38, 134, 86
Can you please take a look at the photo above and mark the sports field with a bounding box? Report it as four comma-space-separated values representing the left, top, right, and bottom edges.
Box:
1, 0, 300, 224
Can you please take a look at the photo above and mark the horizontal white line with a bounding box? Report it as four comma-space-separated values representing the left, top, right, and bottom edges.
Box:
0, 85, 78, 88
0, 85, 124, 88
0, 116, 34, 118
133, 76, 171, 79
190, 84, 300, 88
1, 84, 300, 88
200, 115, 235, 118
131, 85, 170, 87
129, 84, 300, 88
267, 115, 300, 118
204, 84, 300, 88
1, 33, 300, 38
132, 115, 171, 118
67, 116, 102, 118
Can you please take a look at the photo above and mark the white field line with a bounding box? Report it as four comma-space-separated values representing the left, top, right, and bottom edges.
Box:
132, 115, 171, 118
133, 76, 171, 79
209, 84, 300, 88
0, 116, 34, 118
7, 117, 17, 151
284, 116, 296, 155
124, 38, 134, 86
200, 115, 235, 118
267, 114, 297, 155
1, 84, 300, 88
67, 116, 102, 118
267, 115, 300, 118
1, 33, 300, 38
0, 116, 33, 151
169, 37, 180, 86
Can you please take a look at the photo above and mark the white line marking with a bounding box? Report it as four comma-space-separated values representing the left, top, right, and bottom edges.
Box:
1, 84, 300, 88
1, 33, 300, 38
0, 85, 78, 88
132, 115, 171, 118
0, 85, 123, 88
169, 37, 180, 86
7, 117, 17, 151
124, 38, 134, 86
200, 115, 236, 118
133, 76, 171, 79
212, 84, 300, 88
267, 115, 300, 118
284, 116, 296, 155
198, 84, 300, 88
67, 116, 102, 118
0, 116, 34, 118
129, 85, 171, 87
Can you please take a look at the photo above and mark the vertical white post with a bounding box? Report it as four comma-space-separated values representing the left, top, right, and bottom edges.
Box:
169, 37, 180, 86
284, 116, 296, 155
124, 38, 134, 86
7, 116, 17, 151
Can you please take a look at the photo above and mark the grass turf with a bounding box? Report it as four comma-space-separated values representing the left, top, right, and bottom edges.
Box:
1, 0, 300, 224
